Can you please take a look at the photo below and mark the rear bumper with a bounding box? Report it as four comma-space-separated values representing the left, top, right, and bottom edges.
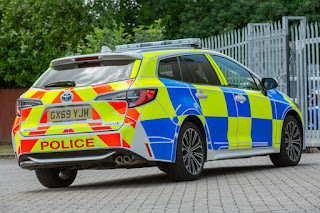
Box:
18, 148, 156, 170
12, 124, 157, 169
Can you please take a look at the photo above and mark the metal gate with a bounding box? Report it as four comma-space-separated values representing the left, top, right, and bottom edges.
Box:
201, 17, 320, 147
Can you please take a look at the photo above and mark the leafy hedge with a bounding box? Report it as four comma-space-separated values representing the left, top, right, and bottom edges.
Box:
1, 0, 319, 88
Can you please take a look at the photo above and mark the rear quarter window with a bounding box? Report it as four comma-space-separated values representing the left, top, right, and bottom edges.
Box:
158, 57, 181, 81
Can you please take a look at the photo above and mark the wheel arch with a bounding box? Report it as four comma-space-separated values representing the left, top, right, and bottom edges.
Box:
283, 109, 305, 149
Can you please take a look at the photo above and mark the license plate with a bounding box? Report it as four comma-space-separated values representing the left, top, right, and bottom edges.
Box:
48, 107, 92, 122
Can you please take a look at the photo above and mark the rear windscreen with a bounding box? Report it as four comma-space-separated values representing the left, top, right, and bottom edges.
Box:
33, 60, 136, 88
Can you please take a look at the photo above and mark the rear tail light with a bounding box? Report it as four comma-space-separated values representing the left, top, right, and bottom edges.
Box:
16, 99, 43, 116
127, 90, 157, 107
95, 89, 157, 108
74, 56, 99, 61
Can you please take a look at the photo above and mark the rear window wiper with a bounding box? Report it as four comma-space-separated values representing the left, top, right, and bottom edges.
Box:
44, 80, 76, 88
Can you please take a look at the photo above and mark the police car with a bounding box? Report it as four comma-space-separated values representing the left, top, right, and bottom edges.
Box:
12, 38, 304, 188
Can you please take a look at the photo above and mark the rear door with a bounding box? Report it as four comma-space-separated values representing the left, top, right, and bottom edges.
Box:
180, 54, 238, 150
210, 55, 275, 149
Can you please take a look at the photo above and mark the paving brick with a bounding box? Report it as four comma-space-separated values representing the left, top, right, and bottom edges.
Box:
1, 154, 320, 212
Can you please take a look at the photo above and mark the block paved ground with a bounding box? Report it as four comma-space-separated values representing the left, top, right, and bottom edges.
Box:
1, 153, 320, 213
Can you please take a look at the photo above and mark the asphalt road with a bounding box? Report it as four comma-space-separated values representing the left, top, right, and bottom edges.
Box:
1, 154, 320, 213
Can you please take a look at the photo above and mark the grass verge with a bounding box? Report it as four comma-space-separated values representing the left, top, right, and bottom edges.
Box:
0, 143, 14, 158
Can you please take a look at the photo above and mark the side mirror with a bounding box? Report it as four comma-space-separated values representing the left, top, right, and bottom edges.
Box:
262, 78, 278, 90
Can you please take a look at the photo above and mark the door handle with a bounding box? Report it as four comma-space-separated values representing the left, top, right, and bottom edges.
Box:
195, 90, 208, 100
235, 94, 246, 104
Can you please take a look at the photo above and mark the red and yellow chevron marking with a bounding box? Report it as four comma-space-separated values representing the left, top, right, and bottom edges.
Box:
12, 117, 21, 154
12, 117, 20, 136
120, 107, 142, 148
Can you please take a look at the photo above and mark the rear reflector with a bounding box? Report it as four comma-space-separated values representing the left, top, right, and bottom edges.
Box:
145, 143, 153, 157
74, 56, 99, 61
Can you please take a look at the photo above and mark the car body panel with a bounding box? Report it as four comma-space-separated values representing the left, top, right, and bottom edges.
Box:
12, 48, 304, 169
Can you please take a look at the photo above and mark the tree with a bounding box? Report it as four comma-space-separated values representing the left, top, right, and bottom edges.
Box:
0, 0, 97, 88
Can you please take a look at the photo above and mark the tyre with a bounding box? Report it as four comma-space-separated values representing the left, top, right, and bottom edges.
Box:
270, 115, 303, 167
165, 122, 206, 181
157, 164, 169, 173
35, 168, 77, 188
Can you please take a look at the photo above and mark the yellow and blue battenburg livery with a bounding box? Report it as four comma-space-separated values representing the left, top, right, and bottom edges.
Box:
12, 38, 305, 187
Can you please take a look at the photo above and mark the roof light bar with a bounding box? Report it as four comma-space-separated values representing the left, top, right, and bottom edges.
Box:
115, 38, 201, 51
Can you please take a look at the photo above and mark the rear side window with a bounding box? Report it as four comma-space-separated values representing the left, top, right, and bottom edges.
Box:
158, 57, 181, 81
181, 54, 221, 85
179, 57, 194, 83
33, 60, 136, 88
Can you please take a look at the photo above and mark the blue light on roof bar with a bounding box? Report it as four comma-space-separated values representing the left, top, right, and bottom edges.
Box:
115, 38, 201, 51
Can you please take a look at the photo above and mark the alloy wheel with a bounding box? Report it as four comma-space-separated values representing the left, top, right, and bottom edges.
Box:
182, 128, 204, 175
285, 121, 301, 162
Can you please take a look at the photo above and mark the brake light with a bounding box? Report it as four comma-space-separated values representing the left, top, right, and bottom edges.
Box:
16, 100, 21, 116
16, 99, 43, 117
127, 90, 157, 107
75, 56, 99, 61
95, 89, 157, 108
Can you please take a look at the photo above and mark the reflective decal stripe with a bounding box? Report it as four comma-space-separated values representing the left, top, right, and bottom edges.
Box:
206, 54, 228, 85
130, 60, 142, 78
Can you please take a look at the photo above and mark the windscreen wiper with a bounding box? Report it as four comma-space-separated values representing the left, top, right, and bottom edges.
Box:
44, 80, 76, 88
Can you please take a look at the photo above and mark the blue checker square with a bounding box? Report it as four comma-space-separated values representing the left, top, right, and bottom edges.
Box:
251, 118, 273, 147
236, 94, 251, 117
275, 102, 291, 120
224, 92, 237, 117
141, 118, 176, 139
271, 100, 277, 119
150, 143, 173, 161
205, 116, 229, 150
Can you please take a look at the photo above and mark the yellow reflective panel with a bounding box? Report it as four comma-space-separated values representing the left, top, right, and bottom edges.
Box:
22, 89, 38, 98
74, 87, 98, 102
90, 102, 125, 124
41, 91, 61, 105
275, 120, 283, 148
120, 124, 135, 146
228, 117, 238, 149
178, 114, 187, 125
137, 77, 165, 88
193, 85, 228, 117
130, 60, 142, 78
14, 132, 21, 153
109, 81, 131, 91
272, 119, 277, 147
156, 87, 176, 119
20, 106, 45, 130
141, 99, 169, 121
246, 90, 273, 119
238, 117, 252, 149
292, 105, 304, 125
45, 125, 68, 135
136, 57, 150, 77
142, 57, 158, 77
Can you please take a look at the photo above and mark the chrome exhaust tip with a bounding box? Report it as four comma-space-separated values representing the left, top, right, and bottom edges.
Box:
115, 156, 123, 164
123, 155, 131, 164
